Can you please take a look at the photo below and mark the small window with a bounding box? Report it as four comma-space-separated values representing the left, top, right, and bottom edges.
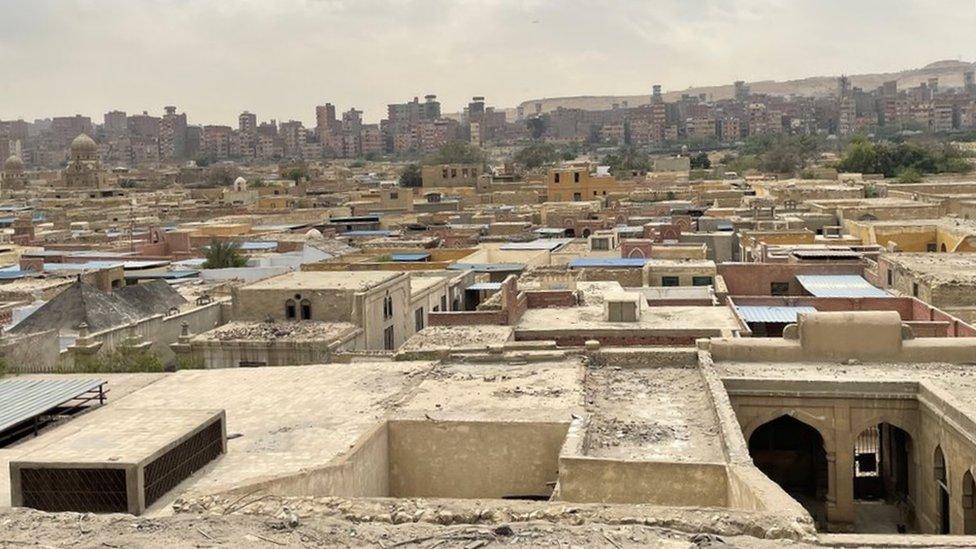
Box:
927, 243, 937, 253
451, 168, 457, 178
300, 299, 311, 320
442, 168, 448, 178
383, 325, 395, 350
285, 299, 296, 319
440, 295, 447, 311
591, 238, 609, 251
554, 173, 560, 183
461, 168, 468, 177
886, 269, 893, 286
692, 276, 713, 287
390, 192, 398, 200
574, 172, 580, 183
573, 192, 581, 201
770, 282, 790, 296
913, 282, 919, 298
383, 295, 394, 320
239, 360, 267, 368
661, 276, 680, 287
415, 307, 425, 331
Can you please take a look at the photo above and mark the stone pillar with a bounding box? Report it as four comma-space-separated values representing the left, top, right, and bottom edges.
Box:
828, 404, 856, 531
169, 322, 194, 367
67, 322, 103, 367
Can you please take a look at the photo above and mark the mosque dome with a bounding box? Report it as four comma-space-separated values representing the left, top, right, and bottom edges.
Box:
70, 133, 98, 155
3, 155, 24, 172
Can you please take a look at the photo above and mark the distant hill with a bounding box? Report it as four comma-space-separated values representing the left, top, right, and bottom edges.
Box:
510, 60, 976, 117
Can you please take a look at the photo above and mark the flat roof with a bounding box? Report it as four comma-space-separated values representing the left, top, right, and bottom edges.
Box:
500, 239, 570, 251
244, 270, 401, 291
568, 258, 647, 268
517, 304, 741, 333
447, 262, 525, 273
13, 408, 221, 465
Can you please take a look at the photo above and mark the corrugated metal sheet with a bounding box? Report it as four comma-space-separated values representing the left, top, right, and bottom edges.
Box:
391, 253, 431, 262
738, 305, 817, 324
467, 282, 503, 291
795, 275, 889, 298
0, 378, 105, 433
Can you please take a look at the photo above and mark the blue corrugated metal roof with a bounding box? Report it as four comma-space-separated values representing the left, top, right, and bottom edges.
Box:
391, 252, 431, 262
795, 275, 889, 298
738, 305, 817, 324
0, 378, 105, 434
0, 269, 30, 280
568, 258, 648, 268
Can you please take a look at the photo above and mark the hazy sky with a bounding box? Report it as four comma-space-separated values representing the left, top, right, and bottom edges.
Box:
1, 0, 974, 125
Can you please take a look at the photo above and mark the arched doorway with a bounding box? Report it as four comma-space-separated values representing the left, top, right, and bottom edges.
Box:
852, 423, 914, 533
749, 415, 829, 527
934, 446, 950, 534
963, 470, 976, 534
940, 243, 947, 253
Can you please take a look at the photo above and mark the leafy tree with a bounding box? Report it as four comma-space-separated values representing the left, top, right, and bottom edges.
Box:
423, 142, 487, 166
399, 163, 423, 188
837, 138, 971, 178
283, 166, 308, 183
724, 154, 760, 175
736, 135, 824, 176
690, 152, 711, 170
897, 167, 923, 183
514, 143, 562, 169
601, 146, 652, 174
203, 239, 248, 269
526, 117, 548, 140
68, 343, 164, 373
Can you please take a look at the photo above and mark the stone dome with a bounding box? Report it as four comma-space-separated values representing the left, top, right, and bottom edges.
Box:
3, 155, 24, 172
70, 133, 98, 155
304, 228, 324, 240
234, 176, 247, 186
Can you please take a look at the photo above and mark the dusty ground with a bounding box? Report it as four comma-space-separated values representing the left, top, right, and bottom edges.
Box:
0, 500, 819, 549
584, 365, 724, 462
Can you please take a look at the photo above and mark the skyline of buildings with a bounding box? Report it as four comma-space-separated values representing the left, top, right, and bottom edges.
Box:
2, 64, 976, 168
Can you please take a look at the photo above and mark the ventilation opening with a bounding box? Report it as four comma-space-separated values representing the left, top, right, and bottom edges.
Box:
20, 467, 127, 513
144, 419, 224, 508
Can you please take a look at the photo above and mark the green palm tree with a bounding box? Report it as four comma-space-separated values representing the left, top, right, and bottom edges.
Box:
203, 239, 248, 269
